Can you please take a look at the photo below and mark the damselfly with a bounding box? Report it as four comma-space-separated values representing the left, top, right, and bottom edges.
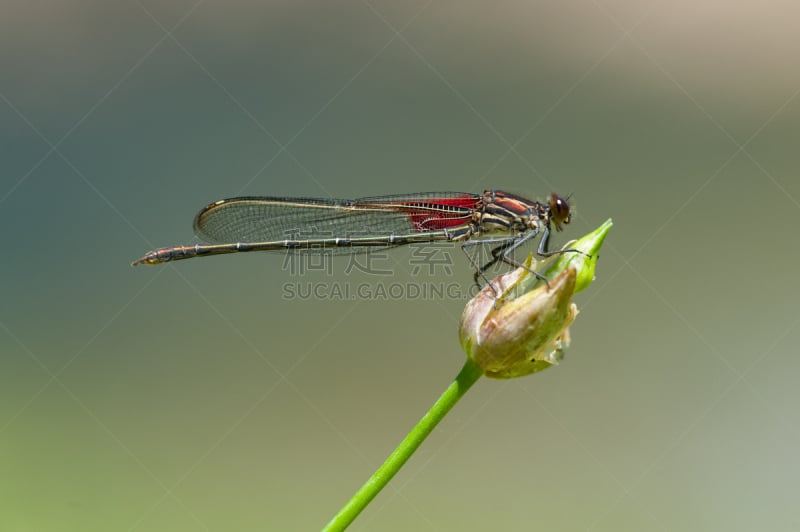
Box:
132, 190, 580, 285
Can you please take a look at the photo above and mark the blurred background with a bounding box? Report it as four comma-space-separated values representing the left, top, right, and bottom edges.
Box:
2, 1, 799, 530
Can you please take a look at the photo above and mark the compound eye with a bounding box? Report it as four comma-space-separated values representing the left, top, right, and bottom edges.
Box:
550, 193, 571, 225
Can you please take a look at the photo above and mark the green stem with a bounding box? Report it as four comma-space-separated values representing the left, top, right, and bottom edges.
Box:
322, 358, 484, 531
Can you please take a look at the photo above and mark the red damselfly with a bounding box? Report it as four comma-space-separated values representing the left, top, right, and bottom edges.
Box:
132, 190, 580, 285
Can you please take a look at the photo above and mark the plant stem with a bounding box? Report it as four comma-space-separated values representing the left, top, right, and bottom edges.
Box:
322, 358, 484, 531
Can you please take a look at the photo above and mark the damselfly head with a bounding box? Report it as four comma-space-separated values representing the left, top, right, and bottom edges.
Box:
548, 193, 572, 231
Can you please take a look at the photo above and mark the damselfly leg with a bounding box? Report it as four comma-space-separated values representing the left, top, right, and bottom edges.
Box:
462, 225, 588, 292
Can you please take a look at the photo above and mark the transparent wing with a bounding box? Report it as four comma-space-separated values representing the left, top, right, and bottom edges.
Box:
193, 193, 479, 244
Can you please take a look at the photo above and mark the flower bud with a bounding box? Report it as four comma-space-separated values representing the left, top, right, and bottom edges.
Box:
458, 219, 611, 379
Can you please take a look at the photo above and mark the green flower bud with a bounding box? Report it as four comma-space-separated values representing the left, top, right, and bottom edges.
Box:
539, 218, 612, 294
458, 219, 612, 379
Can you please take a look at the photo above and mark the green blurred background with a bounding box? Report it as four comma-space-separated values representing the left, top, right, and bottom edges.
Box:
2, 1, 799, 530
